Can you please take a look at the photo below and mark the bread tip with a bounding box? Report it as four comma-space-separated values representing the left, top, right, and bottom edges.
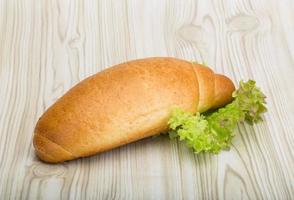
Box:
212, 74, 235, 109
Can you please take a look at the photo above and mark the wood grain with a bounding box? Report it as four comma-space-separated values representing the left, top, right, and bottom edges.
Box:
0, 0, 293, 199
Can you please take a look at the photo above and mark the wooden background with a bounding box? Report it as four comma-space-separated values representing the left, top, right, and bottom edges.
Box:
0, 0, 293, 199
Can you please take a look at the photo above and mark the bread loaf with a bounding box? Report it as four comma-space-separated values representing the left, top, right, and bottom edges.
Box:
33, 57, 235, 163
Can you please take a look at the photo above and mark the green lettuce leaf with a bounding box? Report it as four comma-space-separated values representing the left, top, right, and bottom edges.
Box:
167, 80, 267, 153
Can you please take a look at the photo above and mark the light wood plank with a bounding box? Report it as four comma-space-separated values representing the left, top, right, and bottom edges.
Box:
0, 0, 293, 199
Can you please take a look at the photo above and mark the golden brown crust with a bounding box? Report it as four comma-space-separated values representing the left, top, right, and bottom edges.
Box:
33, 134, 76, 163
33, 57, 234, 163
192, 64, 215, 112
211, 74, 235, 109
